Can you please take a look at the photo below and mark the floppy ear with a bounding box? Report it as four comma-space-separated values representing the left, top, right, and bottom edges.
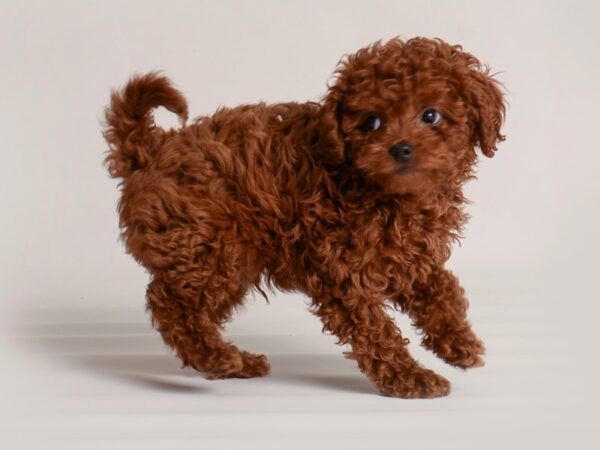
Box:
318, 87, 345, 165
461, 64, 506, 158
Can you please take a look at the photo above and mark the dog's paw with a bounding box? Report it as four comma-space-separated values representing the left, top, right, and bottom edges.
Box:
379, 367, 451, 399
206, 351, 270, 379
432, 333, 486, 369
237, 351, 271, 378
447, 351, 485, 369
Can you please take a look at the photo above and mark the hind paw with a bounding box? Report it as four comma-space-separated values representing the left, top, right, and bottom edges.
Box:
206, 351, 270, 379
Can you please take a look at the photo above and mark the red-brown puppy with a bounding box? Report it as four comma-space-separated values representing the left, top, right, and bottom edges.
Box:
104, 37, 505, 398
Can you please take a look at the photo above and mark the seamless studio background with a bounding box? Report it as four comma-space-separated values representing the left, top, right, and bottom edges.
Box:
1, 1, 599, 449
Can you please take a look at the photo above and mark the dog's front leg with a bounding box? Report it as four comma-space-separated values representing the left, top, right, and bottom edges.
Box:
312, 291, 450, 398
395, 267, 485, 369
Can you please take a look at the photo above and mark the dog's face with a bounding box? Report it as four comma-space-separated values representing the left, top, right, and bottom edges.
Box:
320, 38, 505, 195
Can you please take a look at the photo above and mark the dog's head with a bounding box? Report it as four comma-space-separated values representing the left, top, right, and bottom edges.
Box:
319, 38, 505, 195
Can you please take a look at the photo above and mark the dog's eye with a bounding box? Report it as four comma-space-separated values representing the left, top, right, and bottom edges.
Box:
361, 115, 382, 131
421, 109, 442, 126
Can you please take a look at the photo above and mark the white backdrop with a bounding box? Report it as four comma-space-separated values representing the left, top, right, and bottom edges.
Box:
1, 1, 599, 449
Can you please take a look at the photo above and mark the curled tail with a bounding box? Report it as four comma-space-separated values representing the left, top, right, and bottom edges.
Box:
103, 72, 188, 179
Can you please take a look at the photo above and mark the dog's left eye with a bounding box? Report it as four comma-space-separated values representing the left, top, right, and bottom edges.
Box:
361, 115, 382, 131
421, 109, 442, 126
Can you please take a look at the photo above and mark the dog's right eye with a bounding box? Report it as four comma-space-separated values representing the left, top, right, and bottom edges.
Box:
361, 115, 382, 132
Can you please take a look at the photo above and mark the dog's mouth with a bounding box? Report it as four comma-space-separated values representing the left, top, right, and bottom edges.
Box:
396, 166, 417, 175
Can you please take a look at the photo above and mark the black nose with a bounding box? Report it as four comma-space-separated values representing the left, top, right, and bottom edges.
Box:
389, 142, 413, 163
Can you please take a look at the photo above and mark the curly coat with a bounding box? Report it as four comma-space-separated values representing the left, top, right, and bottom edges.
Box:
104, 37, 505, 398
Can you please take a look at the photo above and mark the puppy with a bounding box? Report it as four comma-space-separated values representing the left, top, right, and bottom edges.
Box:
104, 37, 505, 398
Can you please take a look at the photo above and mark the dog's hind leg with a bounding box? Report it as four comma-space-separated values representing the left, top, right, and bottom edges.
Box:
144, 237, 270, 379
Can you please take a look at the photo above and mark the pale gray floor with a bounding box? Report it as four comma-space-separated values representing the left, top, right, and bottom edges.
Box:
2, 279, 596, 450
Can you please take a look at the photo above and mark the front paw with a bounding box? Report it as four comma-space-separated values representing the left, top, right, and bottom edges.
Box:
379, 367, 451, 399
428, 331, 485, 369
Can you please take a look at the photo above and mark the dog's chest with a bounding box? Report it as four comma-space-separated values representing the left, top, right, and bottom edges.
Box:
297, 206, 454, 294
361, 212, 451, 272
381, 215, 453, 285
